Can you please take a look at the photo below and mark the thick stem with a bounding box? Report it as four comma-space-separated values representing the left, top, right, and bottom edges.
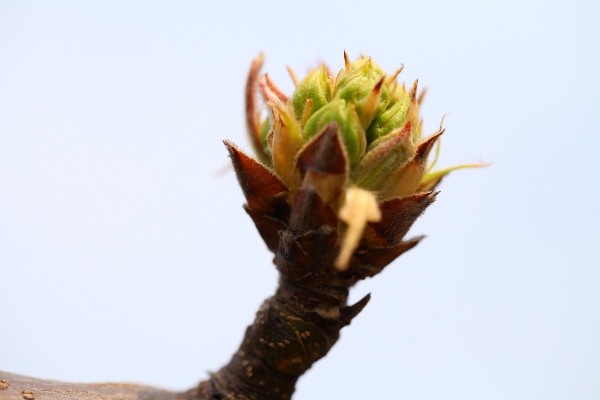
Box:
198, 272, 366, 400
197, 155, 363, 400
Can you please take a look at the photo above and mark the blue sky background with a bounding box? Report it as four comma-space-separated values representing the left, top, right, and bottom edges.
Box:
1, 1, 599, 399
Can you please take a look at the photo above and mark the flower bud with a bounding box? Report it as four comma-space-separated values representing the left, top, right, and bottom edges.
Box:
241, 53, 484, 272
303, 98, 366, 164
292, 65, 333, 124
335, 57, 390, 130
366, 96, 410, 143
270, 102, 302, 191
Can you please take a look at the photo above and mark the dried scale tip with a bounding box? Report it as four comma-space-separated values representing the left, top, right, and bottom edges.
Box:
203, 53, 483, 399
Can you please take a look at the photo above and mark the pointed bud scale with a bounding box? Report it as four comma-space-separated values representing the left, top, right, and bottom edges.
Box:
338, 293, 371, 327
224, 140, 289, 206
297, 123, 347, 177
265, 73, 288, 103
287, 65, 300, 87
343, 50, 352, 73
245, 54, 269, 163
226, 141, 291, 252
292, 65, 332, 122
358, 75, 385, 129
377, 130, 443, 199
244, 205, 288, 252
351, 122, 415, 191
300, 98, 313, 128
385, 65, 404, 86
408, 79, 418, 102
406, 80, 421, 142
417, 87, 427, 106
296, 123, 349, 206
270, 107, 302, 191
364, 192, 438, 247
356, 236, 424, 268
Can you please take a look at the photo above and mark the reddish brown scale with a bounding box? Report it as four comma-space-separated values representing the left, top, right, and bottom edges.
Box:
225, 142, 291, 253
363, 191, 438, 247
295, 123, 349, 207
356, 236, 424, 269
224, 141, 290, 218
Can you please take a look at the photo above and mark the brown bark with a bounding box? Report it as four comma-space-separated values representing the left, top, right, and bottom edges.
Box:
0, 371, 196, 400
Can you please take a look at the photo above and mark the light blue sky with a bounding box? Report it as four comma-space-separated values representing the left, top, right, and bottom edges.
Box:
1, 1, 599, 399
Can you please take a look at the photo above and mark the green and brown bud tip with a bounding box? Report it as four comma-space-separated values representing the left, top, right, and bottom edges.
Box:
241, 52, 484, 269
